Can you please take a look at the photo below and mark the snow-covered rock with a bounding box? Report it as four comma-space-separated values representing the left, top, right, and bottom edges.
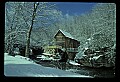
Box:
4, 53, 92, 77
68, 60, 80, 66
4, 53, 9, 55
92, 55, 103, 61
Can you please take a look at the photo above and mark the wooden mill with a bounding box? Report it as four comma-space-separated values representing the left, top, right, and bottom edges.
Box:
54, 29, 80, 60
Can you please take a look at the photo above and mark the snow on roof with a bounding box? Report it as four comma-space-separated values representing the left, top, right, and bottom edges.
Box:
55, 29, 79, 41
4, 53, 92, 77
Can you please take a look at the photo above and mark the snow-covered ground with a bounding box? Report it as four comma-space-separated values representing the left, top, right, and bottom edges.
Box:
4, 53, 92, 77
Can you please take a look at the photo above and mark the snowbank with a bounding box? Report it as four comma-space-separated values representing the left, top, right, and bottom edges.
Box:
4, 53, 92, 77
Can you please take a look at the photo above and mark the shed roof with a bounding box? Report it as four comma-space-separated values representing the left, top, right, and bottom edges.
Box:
54, 29, 79, 41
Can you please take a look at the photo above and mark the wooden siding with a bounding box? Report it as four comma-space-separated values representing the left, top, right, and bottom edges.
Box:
54, 30, 80, 60
54, 30, 80, 50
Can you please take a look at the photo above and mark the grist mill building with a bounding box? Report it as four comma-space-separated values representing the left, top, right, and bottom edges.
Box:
54, 29, 80, 60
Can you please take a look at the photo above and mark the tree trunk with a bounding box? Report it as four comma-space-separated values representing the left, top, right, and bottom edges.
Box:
25, 32, 31, 57
25, 2, 39, 57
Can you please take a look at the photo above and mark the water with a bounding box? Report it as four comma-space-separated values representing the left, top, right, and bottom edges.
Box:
35, 60, 115, 78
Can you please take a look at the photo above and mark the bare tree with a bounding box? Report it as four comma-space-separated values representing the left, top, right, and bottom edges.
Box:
21, 2, 61, 57
5, 2, 60, 57
25, 2, 39, 57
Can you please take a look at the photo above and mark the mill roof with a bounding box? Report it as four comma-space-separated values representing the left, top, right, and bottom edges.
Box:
54, 29, 79, 41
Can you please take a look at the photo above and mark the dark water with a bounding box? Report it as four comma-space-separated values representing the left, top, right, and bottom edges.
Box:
35, 60, 115, 78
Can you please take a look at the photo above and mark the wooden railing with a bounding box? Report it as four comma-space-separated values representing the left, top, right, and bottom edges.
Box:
66, 48, 78, 52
